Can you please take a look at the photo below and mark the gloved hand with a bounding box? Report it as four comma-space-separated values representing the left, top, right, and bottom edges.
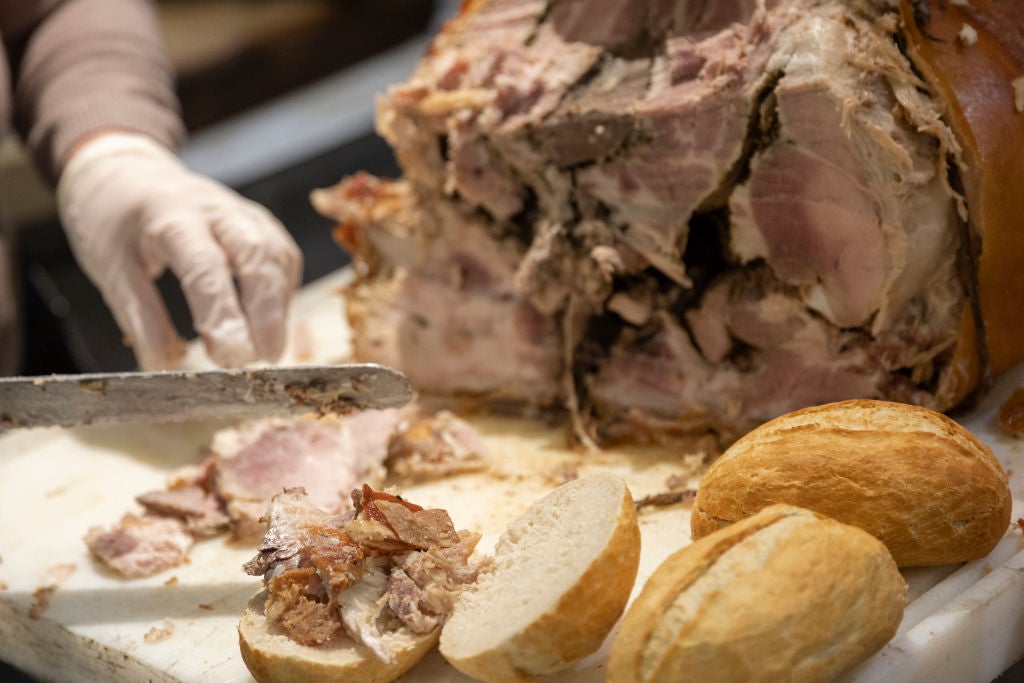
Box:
57, 132, 303, 370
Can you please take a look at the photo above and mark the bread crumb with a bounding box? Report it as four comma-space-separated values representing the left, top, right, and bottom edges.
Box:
163, 576, 179, 586
198, 603, 214, 610
958, 24, 978, 47
1013, 76, 1024, 113
545, 462, 579, 485
0, 581, 8, 591
144, 620, 175, 644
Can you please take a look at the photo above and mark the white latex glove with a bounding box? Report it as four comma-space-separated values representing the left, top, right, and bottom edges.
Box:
57, 132, 303, 370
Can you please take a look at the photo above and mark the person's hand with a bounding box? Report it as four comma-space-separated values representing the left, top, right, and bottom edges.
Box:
57, 132, 303, 370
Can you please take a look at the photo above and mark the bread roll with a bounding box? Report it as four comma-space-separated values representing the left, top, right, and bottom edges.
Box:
608, 505, 906, 683
691, 399, 1012, 566
238, 592, 437, 683
439, 471, 641, 682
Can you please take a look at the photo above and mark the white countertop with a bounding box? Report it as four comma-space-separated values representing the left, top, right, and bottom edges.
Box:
2, 268, 1023, 683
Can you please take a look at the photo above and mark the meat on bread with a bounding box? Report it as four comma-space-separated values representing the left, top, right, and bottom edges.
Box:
239, 485, 482, 682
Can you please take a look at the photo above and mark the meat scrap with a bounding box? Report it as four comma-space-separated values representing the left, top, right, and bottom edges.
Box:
136, 485, 230, 537
998, 388, 1024, 437
264, 566, 341, 646
357, 483, 463, 551
85, 409, 492, 579
386, 410, 489, 482
316, 0, 976, 444
84, 515, 193, 579
634, 489, 697, 511
212, 410, 402, 540
29, 563, 76, 619
245, 486, 481, 659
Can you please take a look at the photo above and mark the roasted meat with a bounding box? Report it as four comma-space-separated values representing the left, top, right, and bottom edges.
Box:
244, 486, 481, 659
314, 0, 1024, 443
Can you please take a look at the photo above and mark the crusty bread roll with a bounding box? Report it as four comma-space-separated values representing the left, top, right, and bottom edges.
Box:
608, 505, 906, 683
440, 471, 642, 682
238, 592, 438, 683
691, 399, 1012, 566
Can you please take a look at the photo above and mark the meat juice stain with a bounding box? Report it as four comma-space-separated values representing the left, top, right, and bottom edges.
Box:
998, 388, 1024, 437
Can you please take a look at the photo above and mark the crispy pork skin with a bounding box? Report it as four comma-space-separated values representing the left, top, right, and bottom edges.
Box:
316, 0, 983, 442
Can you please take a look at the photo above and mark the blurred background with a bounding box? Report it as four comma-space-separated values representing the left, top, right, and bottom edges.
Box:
2, 0, 456, 375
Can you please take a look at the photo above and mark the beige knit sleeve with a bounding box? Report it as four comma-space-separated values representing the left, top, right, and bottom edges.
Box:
4, 0, 186, 183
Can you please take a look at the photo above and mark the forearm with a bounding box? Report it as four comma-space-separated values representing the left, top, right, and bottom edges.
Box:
9, 0, 185, 183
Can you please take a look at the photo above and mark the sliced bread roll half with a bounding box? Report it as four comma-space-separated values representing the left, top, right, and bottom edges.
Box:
237, 486, 482, 683
440, 471, 642, 682
239, 591, 438, 683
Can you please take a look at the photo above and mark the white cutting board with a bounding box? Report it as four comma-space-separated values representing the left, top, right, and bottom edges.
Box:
2, 268, 1024, 683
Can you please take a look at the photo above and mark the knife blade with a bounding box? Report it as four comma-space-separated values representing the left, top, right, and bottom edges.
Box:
0, 363, 413, 429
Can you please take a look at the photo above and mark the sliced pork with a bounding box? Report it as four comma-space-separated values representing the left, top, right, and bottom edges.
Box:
212, 411, 401, 539
244, 486, 481, 658
84, 515, 194, 579
316, 0, 974, 442
136, 485, 230, 537
85, 408, 491, 578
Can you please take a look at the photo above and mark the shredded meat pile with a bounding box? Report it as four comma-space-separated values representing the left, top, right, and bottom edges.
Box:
244, 485, 481, 659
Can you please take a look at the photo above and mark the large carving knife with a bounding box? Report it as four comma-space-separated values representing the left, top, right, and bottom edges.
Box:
0, 363, 413, 429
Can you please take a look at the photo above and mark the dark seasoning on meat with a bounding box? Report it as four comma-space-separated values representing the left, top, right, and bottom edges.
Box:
313, 0, 975, 447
